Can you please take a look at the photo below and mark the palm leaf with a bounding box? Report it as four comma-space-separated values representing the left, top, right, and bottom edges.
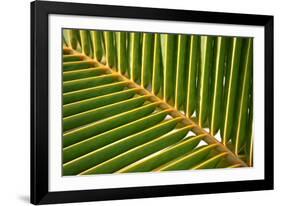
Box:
62, 29, 253, 176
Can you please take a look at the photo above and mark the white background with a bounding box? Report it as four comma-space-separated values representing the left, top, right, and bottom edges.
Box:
0, 0, 279, 205
49, 14, 265, 191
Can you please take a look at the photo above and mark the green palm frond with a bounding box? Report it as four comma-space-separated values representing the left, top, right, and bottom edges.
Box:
62, 29, 253, 176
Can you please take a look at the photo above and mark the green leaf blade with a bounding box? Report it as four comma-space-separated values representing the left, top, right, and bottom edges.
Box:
234, 38, 253, 154
90, 31, 103, 61
63, 95, 148, 132
141, 33, 154, 89
221, 37, 243, 145
63, 81, 129, 104
152, 33, 163, 96
210, 37, 228, 135
64, 117, 182, 175
104, 31, 116, 68
80, 30, 91, 56
116, 32, 128, 75
186, 35, 200, 117
63, 88, 139, 117
129, 32, 141, 82
63, 74, 119, 93
63, 102, 158, 147
119, 134, 205, 173
163, 34, 177, 105
63, 110, 170, 163
198, 36, 214, 127
175, 35, 188, 111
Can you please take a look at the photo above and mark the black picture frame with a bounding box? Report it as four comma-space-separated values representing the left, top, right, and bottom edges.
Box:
31, 0, 274, 204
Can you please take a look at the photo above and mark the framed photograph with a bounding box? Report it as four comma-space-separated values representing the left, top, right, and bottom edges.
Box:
31, 0, 274, 204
